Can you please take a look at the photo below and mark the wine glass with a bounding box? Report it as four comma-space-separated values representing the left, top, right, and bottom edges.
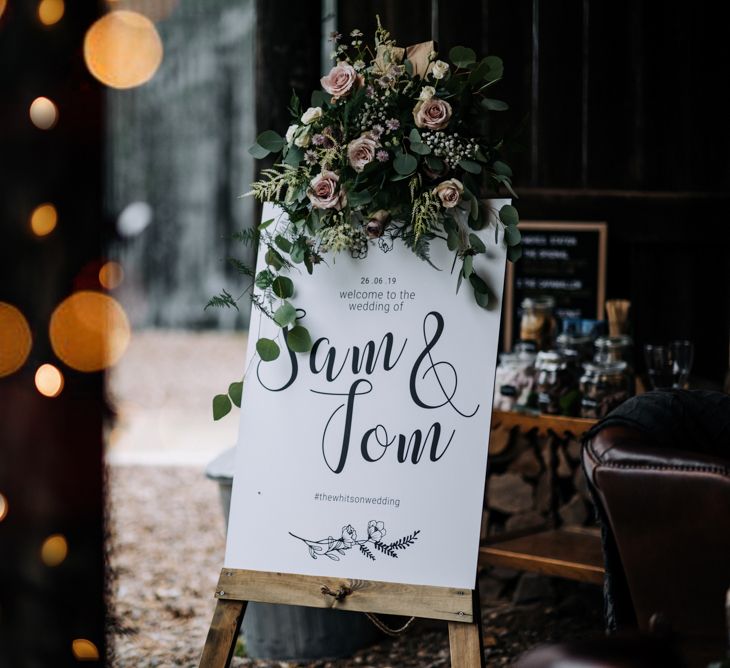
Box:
643, 341, 694, 390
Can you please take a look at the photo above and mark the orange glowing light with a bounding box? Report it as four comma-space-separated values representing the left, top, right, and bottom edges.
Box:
0, 302, 33, 377
29, 96, 58, 130
72, 638, 100, 661
38, 0, 64, 25
35, 363, 64, 397
0, 493, 8, 522
0, 0, 7, 20
84, 11, 163, 89
49, 291, 130, 372
41, 534, 68, 566
98, 261, 124, 290
30, 203, 58, 236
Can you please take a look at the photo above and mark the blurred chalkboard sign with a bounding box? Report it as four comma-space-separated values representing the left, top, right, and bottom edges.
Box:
503, 221, 607, 349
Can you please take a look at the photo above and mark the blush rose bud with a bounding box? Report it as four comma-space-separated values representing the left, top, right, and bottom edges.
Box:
365, 209, 390, 238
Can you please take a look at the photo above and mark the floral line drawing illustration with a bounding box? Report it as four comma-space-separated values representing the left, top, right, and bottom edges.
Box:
289, 521, 420, 562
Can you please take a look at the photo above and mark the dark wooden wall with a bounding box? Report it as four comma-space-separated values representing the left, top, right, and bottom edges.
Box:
333, 0, 730, 383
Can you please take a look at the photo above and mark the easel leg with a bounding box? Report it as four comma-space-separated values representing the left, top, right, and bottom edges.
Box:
199, 599, 247, 668
448, 586, 484, 668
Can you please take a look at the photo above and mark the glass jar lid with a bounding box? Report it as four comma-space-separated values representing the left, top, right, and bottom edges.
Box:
535, 350, 564, 371
521, 295, 556, 311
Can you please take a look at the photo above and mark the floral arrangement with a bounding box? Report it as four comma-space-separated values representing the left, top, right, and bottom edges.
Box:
208, 20, 521, 419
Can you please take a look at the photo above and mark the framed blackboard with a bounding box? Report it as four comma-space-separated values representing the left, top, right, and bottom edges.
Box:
503, 221, 607, 350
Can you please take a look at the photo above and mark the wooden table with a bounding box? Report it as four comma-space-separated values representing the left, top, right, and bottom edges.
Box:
480, 411, 605, 585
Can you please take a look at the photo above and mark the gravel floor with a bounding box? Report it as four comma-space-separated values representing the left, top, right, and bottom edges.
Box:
108, 465, 605, 667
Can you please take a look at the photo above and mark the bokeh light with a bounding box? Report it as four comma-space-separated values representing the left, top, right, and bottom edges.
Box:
30, 203, 58, 236
0, 0, 6, 19
41, 534, 68, 566
84, 11, 163, 89
35, 363, 64, 397
38, 0, 64, 25
49, 291, 130, 372
0, 493, 8, 522
72, 638, 100, 661
29, 96, 59, 130
117, 200, 152, 236
0, 303, 33, 377
98, 261, 124, 290
106, 0, 179, 22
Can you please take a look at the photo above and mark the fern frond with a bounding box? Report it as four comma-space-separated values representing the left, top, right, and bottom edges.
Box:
204, 289, 239, 311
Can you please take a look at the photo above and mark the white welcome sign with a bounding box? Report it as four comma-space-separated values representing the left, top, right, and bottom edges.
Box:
225, 201, 507, 589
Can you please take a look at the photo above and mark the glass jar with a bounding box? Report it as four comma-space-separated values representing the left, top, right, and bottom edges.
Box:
594, 335, 635, 397
519, 296, 558, 352
535, 350, 580, 416
580, 360, 632, 419
494, 349, 537, 411
556, 332, 594, 363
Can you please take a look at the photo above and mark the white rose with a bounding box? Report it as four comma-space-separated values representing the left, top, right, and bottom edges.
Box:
301, 106, 322, 125
285, 124, 298, 146
431, 60, 449, 80
294, 126, 311, 147
419, 85, 436, 101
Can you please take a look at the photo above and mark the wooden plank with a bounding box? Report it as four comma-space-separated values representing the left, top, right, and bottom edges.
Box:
492, 410, 596, 439
479, 527, 604, 585
214, 569, 474, 623
448, 621, 484, 668
198, 599, 247, 668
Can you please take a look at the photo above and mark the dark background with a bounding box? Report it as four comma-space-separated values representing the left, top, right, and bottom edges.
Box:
1, 1, 729, 665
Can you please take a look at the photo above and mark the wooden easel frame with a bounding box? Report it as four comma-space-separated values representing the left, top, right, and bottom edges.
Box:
199, 569, 484, 667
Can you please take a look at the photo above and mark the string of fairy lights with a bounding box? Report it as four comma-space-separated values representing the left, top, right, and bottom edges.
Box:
0, 0, 175, 661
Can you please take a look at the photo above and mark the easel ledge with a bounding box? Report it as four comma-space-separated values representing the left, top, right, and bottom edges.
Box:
199, 568, 485, 667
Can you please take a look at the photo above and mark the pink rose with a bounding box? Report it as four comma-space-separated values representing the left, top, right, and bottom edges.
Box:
413, 97, 453, 131
347, 134, 379, 172
307, 170, 346, 210
321, 62, 359, 101
432, 178, 464, 208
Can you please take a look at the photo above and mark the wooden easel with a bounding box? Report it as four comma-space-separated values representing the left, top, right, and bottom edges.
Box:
199, 569, 485, 667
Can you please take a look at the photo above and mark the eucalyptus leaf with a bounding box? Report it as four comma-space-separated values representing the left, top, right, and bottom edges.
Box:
275, 234, 292, 253
469, 233, 486, 253
492, 160, 513, 177
256, 337, 280, 362
290, 241, 306, 263
212, 394, 232, 420
508, 245, 523, 262
393, 152, 418, 175
348, 189, 372, 207
283, 146, 303, 166
483, 55, 504, 81
481, 98, 509, 111
469, 195, 479, 220
409, 128, 422, 144
447, 227, 460, 251
256, 130, 285, 152
272, 276, 294, 298
228, 381, 243, 408
411, 142, 431, 155
458, 159, 482, 174
504, 225, 522, 247
449, 45, 476, 68
274, 301, 297, 327
248, 143, 270, 159
473, 286, 489, 309
286, 325, 313, 353
259, 218, 274, 230
311, 90, 327, 108
265, 248, 284, 270
499, 204, 519, 226
425, 155, 445, 172
462, 255, 473, 278
470, 272, 489, 294
468, 59, 490, 84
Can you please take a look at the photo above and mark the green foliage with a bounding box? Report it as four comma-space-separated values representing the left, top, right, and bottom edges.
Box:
228, 381, 243, 408
449, 46, 476, 68
204, 289, 239, 311
256, 338, 280, 362
212, 394, 232, 421
286, 325, 312, 353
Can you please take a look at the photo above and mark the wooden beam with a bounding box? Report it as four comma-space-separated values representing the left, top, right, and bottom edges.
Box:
214, 569, 474, 623
198, 599, 247, 668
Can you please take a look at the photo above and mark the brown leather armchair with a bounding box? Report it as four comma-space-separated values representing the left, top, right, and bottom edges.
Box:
582, 407, 730, 665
